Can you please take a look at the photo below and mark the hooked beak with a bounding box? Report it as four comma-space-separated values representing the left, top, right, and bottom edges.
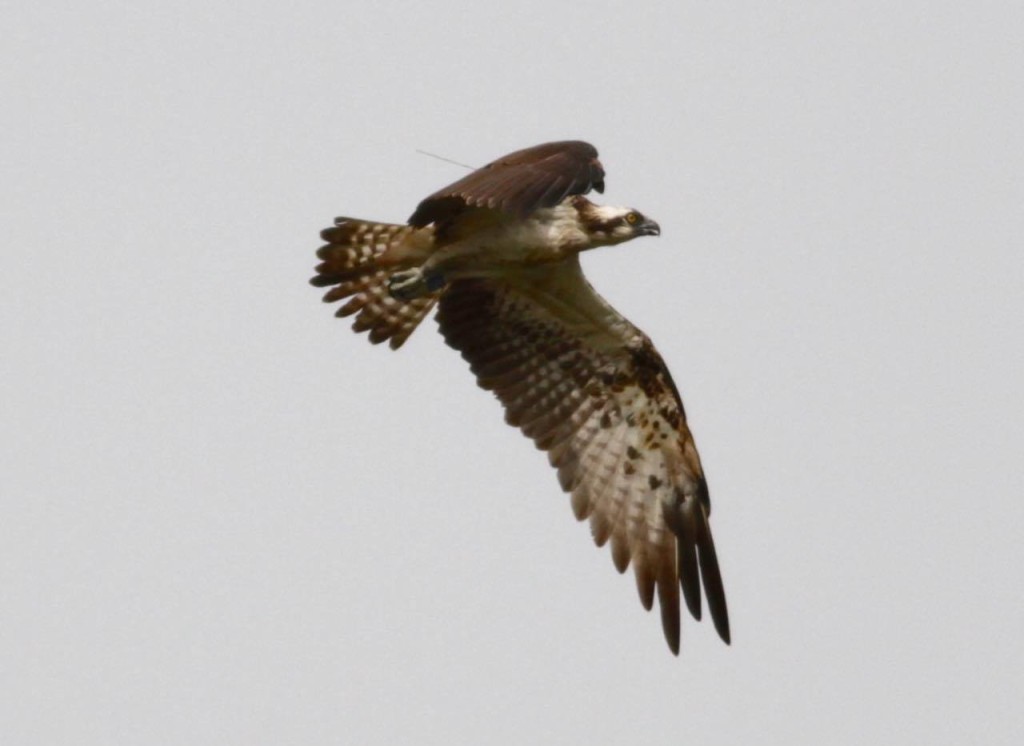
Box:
638, 218, 661, 237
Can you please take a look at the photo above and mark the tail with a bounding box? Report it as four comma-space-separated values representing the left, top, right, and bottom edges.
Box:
311, 218, 439, 349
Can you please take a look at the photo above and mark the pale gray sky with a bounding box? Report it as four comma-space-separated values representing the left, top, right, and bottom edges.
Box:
3, 1, 1023, 744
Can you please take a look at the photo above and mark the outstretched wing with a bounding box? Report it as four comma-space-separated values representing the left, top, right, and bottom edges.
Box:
408, 140, 605, 228
435, 259, 730, 653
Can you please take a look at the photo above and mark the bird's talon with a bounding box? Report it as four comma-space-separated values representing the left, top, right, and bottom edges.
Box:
388, 268, 444, 300
388, 270, 424, 301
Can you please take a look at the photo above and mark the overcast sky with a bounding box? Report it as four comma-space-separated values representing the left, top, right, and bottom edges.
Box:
3, 1, 1023, 744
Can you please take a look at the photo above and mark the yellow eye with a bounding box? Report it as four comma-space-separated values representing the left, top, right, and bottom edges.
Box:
625, 212, 639, 225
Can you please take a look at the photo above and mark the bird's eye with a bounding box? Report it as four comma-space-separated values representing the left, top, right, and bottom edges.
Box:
625, 212, 639, 225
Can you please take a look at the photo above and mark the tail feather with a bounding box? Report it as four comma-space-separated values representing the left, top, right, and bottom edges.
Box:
311, 218, 438, 349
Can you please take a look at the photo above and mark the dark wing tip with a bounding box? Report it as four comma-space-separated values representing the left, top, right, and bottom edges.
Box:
718, 620, 732, 645
658, 570, 682, 656
695, 511, 731, 645
666, 629, 681, 656
679, 549, 702, 622
663, 489, 730, 646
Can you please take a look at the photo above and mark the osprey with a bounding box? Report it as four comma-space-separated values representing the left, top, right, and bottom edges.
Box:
311, 140, 729, 654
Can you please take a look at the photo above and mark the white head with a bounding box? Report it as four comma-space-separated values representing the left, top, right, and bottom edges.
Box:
575, 199, 661, 246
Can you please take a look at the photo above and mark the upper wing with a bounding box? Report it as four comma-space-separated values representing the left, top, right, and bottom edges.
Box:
408, 140, 605, 228
435, 259, 730, 653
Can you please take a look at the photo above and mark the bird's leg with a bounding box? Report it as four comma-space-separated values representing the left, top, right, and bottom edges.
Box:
388, 243, 477, 300
387, 265, 446, 301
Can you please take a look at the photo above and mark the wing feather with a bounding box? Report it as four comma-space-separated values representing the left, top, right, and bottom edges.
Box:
409, 141, 605, 227
435, 259, 730, 653
675, 506, 703, 621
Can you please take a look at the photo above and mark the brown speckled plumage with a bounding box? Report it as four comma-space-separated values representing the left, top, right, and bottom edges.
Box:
311, 141, 729, 654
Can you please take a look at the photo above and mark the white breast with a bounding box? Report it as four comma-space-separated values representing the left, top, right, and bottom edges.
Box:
490, 203, 589, 261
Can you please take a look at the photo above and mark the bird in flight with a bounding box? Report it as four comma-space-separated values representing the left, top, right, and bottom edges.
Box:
311, 140, 729, 654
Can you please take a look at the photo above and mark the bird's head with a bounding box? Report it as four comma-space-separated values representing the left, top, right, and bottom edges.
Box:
577, 200, 661, 247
